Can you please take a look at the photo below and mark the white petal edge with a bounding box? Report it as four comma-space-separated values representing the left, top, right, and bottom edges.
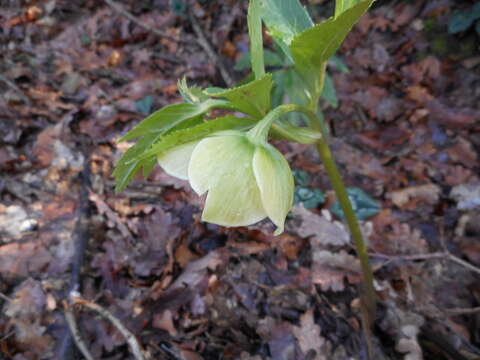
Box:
252, 144, 294, 235
157, 141, 199, 180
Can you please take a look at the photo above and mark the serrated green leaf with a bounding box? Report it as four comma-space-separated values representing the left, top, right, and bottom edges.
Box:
178, 77, 210, 104
335, 0, 361, 18
321, 74, 338, 108
113, 134, 158, 192
259, 0, 313, 46
136, 115, 258, 161
248, 0, 265, 79
119, 99, 227, 142
207, 74, 273, 118
235, 50, 285, 72
290, 0, 374, 95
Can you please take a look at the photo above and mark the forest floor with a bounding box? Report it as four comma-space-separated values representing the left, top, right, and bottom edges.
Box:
1, 0, 480, 359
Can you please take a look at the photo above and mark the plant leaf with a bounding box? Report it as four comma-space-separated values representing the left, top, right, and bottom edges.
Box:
119, 99, 227, 142
113, 134, 159, 192
335, 0, 361, 18
178, 77, 210, 104
235, 50, 284, 72
290, 0, 374, 94
248, 0, 265, 79
321, 74, 338, 108
259, 0, 313, 46
206, 74, 273, 119
136, 115, 257, 161
271, 121, 322, 145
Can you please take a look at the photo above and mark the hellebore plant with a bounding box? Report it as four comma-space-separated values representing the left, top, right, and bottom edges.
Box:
114, 0, 377, 319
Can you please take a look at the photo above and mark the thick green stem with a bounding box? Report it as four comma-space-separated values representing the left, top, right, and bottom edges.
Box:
247, 0, 265, 80
274, 104, 377, 319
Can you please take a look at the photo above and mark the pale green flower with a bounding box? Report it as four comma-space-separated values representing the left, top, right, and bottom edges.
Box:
157, 133, 294, 234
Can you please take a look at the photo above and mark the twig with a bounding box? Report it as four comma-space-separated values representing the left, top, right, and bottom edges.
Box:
369, 251, 480, 276
104, 0, 191, 44
55, 140, 92, 360
0, 292, 12, 302
188, 9, 234, 87
71, 296, 147, 360
0, 73, 31, 105
443, 306, 480, 316
64, 302, 95, 360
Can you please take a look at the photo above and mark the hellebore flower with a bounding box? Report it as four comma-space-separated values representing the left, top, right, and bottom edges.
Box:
157, 132, 294, 234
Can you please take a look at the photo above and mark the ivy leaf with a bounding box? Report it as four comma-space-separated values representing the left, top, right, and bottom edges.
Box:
290, 0, 374, 95
294, 186, 325, 209
205, 74, 273, 119
448, 4, 480, 34
136, 116, 258, 161
321, 74, 338, 108
259, 0, 313, 46
119, 99, 227, 142
330, 187, 380, 220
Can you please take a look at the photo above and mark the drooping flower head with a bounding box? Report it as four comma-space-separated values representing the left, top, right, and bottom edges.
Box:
158, 131, 294, 235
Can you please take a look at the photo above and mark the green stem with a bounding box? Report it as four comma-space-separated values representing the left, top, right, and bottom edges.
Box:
270, 103, 377, 319
247, 0, 265, 80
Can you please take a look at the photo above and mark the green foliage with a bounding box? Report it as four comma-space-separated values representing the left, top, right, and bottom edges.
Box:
205, 74, 273, 118
135, 116, 258, 161
331, 187, 380, 220
290, 0, 374, 97
259, 0, 314, 46
335, 0, 361, 18
294, 187, 325, 208
448, 3, 480, 34
135, 95, 153, 115
248, 0, 266, 79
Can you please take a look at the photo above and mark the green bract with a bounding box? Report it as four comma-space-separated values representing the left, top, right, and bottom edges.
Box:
157, 132, 294, 235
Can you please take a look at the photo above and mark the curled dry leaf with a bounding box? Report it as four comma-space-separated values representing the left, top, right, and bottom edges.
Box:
292, 309, 329, 360
390, 184, 440, 208
312, 250, 362, 292
289, 205, 350, 246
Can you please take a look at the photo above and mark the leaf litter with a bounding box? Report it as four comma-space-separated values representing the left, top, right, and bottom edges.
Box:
1, 0, 480, 359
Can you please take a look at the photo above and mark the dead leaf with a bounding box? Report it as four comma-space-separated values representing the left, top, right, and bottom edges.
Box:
293, 309, 329, 360
289, 205, 350, 247
312, 250, 361, 292
390, 184, 440, 208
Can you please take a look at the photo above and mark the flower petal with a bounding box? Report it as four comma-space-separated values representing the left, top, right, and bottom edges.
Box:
188, 135, 255, 195
253, 144, 294, 235
157, 141, 199, 180
201, 164, 267, 227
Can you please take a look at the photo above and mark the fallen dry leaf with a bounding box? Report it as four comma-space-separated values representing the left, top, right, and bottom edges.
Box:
293, 309, 329, 360
390, 184, 440, 208
289, 206, 350, 247
312, 250, 362, 292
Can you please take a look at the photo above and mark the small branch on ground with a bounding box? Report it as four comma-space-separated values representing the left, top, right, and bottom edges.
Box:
443, 306, 480, 316
104, 0, 192, 44
55, 139, 92, 360
71, 295, 148, 360
64, 301, 95, 360
189, 9, 234, 87
0, 73, 31, 106
370, 251, 480, 276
